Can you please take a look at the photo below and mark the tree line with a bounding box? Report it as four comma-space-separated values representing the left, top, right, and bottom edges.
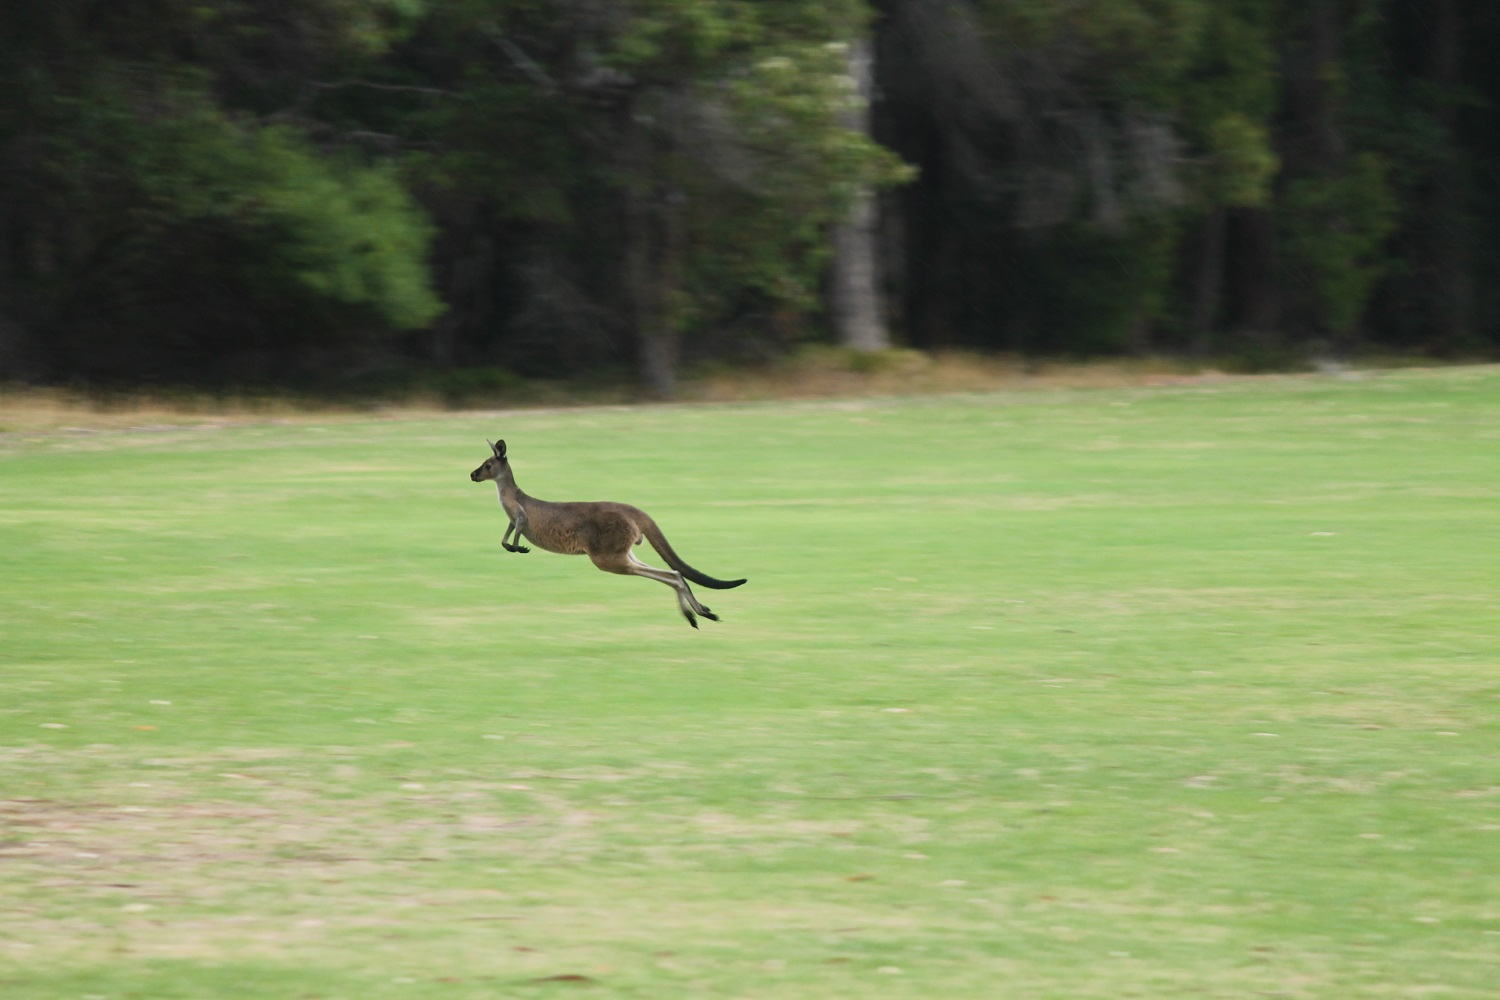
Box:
2, 1, 1495, 394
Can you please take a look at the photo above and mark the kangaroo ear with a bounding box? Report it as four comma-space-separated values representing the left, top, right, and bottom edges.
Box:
492, 439, 507, 457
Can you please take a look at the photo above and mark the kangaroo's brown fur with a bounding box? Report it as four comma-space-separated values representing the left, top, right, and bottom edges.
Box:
469, 439, 745, 628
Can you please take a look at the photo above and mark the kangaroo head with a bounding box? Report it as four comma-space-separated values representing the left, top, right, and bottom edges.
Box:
470, 438, 508, 482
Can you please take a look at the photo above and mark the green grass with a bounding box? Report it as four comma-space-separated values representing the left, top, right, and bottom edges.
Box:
2, 367, 1499, 998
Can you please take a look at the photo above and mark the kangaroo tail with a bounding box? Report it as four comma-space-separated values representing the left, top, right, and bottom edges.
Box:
642, 519, 746, 590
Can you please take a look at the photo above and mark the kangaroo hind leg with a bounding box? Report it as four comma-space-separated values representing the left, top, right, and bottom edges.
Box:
627, 551, 718, 625
590, 550, 712, 628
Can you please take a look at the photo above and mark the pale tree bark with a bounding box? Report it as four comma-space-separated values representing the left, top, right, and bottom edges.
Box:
625, 184, 682, 399
829, 35, 890, 352
625, 177, 681, 398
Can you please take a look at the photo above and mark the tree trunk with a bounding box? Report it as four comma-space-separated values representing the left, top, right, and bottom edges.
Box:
622, 94, 682, 399
0, 311, 41, 381
625, 184, 679, 399
1188, 207, 1227, 356
829, 35, 890, 353
1277, 0, 1345, 343
1283, 1, 1345, 168
1424, 0, 1474, 350
1230, 207, 1281, 349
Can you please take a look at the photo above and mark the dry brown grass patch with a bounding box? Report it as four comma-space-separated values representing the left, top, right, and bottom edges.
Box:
692, 348, 1221, 402
2, 353, 1228, 434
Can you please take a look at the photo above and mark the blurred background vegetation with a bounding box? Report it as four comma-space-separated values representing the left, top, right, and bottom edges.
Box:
2, 0, 1496, 397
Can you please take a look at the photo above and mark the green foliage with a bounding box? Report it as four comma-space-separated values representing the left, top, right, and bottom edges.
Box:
1071, 0, 1212, 109
1280, 153, 1399, 335
0, 1, 450, 378
358, 0, 906, 373
607, 0, 745, 70
690, 38, 912, 319
978, 0, 1211, 110
245, 136, 443, 330
1012, 215, 1182, 355
5, 0, 1500, 382
1202, 113, 1279, 207
1186, 0, 1279, 124
1180, 2, 1280, 209
48, 78, 440, 331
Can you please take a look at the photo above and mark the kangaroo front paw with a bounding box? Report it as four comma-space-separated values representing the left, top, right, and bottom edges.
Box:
515, 545, 531, 553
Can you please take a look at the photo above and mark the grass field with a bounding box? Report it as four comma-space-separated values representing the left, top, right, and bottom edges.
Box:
3, 367, 1499, 998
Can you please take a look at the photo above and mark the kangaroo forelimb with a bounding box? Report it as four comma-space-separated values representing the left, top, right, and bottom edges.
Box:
501, 518, 530, 553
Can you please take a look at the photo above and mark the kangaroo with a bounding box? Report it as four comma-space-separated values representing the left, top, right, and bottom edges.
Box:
469, 439, 746, 628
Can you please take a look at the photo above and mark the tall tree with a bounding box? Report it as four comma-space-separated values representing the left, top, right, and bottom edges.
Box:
0, 0, 443, 381
875, 0, 1206, 352
9, 0, 1500, 389
1403, 0, 1474, 350
386, 0, 905, 395
829, 33, 890, 352
597, 1, 907, 392
1178, 1, 1279, 355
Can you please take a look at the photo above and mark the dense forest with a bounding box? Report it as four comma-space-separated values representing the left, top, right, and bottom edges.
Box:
2, 1, 1497, 394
